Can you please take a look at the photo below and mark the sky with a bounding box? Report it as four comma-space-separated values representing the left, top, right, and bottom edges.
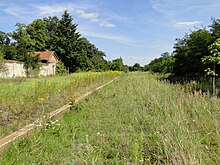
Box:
1, 0, 220, 66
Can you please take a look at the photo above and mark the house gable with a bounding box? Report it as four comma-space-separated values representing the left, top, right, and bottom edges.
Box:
31, 50, 59, 64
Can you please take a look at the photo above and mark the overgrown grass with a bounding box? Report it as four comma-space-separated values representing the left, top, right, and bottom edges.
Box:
166, 75, 220, 96
0, 71, 119, 137
1, 72, 220, 164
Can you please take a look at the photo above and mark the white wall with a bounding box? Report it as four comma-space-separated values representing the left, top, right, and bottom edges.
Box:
39, 63, 56, 76
0, 60, 26, 78
0, 60, 56, 78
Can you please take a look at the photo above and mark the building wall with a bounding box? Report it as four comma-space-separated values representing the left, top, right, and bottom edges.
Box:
0, 60, 56, 78
49, 54, 58, 64
0, 60, 26, 78
39, 63, 56, 76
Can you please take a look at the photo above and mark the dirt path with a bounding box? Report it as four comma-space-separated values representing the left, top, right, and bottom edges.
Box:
0, 77, 118, 151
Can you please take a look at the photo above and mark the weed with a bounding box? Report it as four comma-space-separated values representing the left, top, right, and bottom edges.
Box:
1, 72, 220, 164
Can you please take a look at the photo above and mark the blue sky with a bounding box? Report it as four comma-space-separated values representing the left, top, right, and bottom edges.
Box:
1, 0, 220, 66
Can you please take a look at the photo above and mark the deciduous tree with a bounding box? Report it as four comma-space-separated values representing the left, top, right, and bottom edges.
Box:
202, 39, 220, 95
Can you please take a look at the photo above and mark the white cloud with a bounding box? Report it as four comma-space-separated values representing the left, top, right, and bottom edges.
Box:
78, 27, 137, 46
99, 21, 116, 28
35, 5, 68, 15
75, 9, 116, 28
76, 9, 99, 21
3, 5, 29, 20
2, 2, 115, 28
175, 21, 201, 26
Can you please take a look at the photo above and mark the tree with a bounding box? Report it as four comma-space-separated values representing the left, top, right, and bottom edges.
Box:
210, 17, 220, 41
172, 29, 212, 77
146, 52, 175, 73
55, 61, 66, 75
49, 10, 81, 72
202, 39, 220, 95
109, 57, 126, 71
131, 63, 142, 71
0, 31, 18, 60
23, 54, 41, 77
0, 51, 6, 73
0, 11, 110, 74
26, 19, 48, 51
79, 38, 107, 71
9, 23, 35, 61
43, 16, 59, 50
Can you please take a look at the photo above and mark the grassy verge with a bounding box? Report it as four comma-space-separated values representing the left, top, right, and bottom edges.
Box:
166, 75, 220, 96
0, 71, 119, 137
1, 72, 220, 164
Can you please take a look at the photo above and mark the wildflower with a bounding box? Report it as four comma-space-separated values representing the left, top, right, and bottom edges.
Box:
97, 132, 101, 135
51, 121, 55, 124
38, 97, 45, 101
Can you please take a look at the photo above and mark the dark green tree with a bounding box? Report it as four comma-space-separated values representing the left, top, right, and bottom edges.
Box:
0, 31, 18, 60
0, 51, 6, 72
131, 63, 142, 71
43, 16, 59, 50
49, 11, 81, 72
210, 17, 220, 41
10, 23, 35, 61
23, 54, 41, 77
26, 19, 48, 51
172, 29, 212, 77
146, 52, 175, 73
55, 61, 66, 75
109, 57, 125, 71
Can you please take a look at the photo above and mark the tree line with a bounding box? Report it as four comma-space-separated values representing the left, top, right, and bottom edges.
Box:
0, 10, 128, 75
145, 18, 220, 77
144, 18, 220, 95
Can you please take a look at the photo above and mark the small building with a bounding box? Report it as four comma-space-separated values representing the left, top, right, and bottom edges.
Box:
31, 50, 59, 76
0, 50, 59, 78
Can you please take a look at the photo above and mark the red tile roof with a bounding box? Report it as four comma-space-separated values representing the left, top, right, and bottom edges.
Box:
31, 50, 59, 64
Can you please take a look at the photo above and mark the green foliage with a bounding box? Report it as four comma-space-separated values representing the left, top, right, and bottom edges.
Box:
49, 10, 81, 72
26, 19, 48, 51
204, 68, 217, 76
210, 17, 220, 40
0, 31, 18, 60
0, 51, 6, 72
129, 63, 143, 71
204, 38, 220, 65
172, 29, 212, 76
10, 23, 35, 52
108, 57, 126, 71
146, 52, 175, 73
23, 54, 42, 77
55, 61, 66, 75
202, 39, 220, 95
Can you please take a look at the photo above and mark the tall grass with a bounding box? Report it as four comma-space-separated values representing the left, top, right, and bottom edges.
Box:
1, 72, 220, 164
167, 75, 220, 96
0, 71, 119, 137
